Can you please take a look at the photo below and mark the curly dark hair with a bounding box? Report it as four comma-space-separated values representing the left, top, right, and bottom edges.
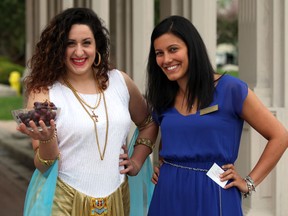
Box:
146, 15, 216, 114
25, 7, 112, 95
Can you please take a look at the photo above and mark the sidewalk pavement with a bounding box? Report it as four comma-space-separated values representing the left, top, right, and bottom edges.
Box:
0, 84, 17, 97
0, 120, 34, 169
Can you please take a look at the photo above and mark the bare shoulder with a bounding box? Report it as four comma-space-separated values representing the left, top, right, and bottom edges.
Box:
119, 71, 133, 83
118, 71, 136, 92
118, 71, 148, 124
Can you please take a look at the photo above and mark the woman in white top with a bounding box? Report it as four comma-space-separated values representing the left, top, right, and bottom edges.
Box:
18, 7, 158, 216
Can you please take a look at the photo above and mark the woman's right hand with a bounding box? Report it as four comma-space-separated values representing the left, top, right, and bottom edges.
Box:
17, 119, 56, 142
151, 166, 160, 184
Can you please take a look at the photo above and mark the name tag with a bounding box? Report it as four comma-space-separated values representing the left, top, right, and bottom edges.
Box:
200, 105, 219, 115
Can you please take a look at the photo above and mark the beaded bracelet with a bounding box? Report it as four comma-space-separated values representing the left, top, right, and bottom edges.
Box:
36, 148, 60, 166
39, 131, 57, 144
134, 137, 154, 151
242, 175, 256, 198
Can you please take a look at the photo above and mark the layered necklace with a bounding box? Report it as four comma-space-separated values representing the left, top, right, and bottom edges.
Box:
77, 89, 102, 122
64, 79, 109, 160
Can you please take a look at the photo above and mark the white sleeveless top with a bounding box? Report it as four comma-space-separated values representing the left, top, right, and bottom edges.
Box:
49, 69, 131, 197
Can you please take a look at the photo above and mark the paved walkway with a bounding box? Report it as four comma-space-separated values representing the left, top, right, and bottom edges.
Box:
0, 120, 34, 169
0, 84, 34, 168
0, 84, 17, 96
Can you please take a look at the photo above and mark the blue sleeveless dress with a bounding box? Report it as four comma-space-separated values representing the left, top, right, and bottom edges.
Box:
148, 75, 248, 216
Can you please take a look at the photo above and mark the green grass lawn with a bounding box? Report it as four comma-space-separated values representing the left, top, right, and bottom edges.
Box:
0, 96, 24, 120
217, 69, 238, 77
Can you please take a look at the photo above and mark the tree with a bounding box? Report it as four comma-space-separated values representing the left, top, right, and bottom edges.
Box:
217, 0, 238, 46
0, 0, 25, 65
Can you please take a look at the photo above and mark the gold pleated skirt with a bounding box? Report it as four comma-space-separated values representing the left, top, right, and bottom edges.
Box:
51, 177, 130, 216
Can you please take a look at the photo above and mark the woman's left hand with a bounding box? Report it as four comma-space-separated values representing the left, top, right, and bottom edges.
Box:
220, 164, 248, 193
119, 145, 139, 176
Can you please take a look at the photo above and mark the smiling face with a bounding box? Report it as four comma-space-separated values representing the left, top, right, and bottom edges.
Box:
154, 33, 189, 83
65, 24, 96, 76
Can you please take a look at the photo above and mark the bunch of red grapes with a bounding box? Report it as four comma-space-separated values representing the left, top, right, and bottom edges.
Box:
18, 100, 58, 127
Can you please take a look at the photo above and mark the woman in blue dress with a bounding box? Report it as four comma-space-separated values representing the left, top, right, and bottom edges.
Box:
146, 16, 288, 216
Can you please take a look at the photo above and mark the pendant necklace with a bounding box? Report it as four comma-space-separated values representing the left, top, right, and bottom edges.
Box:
64, 79, 109, 160
71, 85, 102, 122
82, 93, 101, 122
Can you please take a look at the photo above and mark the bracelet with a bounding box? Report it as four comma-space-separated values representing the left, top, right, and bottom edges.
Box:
242, 175, 256, 198
33, 146, 39, 153
134, 137, 154, 151
36, 148, 60, 166
39, 131, 57, 144
137, 114, 154, 130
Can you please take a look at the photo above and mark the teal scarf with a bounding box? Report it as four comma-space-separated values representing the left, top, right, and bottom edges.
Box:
23, 160, 58, 216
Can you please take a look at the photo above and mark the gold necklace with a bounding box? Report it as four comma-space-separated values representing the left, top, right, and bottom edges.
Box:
64, 80, 102, 121
64, 80, 102, 110
79, 92, 102, 110
64, 79, 109, 160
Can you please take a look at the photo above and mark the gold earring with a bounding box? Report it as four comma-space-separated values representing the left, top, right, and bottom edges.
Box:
95, 51, 101, 67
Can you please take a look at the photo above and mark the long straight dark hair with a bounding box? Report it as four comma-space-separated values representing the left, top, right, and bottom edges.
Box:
146, 15, 216, 114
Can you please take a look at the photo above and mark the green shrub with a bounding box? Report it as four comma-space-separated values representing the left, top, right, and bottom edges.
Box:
0, 56, 25, 85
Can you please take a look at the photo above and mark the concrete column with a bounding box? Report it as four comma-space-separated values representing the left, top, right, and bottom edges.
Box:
25, 0, 49, 64
285, 0, 288, 108
272, 1, 288, 215
109, 0, 127, 71
274, 109, 288, 216
191, 0, 217, 67
39, 0, 48, 32
131, 0, 154, 92
91, 0, 110, 29
25, 0, 34, 64
110, 0, 154, 92
159, 0, 217, 67
238, 0, 288, 215
272, 0, 285, 107
62, 0, 74, 10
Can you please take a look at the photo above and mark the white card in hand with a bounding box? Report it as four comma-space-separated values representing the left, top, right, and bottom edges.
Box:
206, 163, 228, 188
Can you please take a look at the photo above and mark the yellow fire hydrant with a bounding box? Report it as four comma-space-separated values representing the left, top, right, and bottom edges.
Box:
9, 71, 21, 96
